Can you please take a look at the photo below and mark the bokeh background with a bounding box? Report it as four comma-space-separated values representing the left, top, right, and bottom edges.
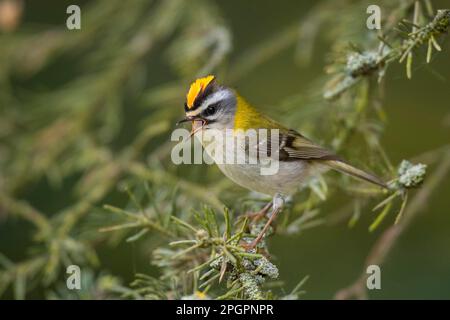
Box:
0, 0, 449, 299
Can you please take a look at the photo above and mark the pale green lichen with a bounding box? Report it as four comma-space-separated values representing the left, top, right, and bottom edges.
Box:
346, 51, 384, 77
239, 272, 264, 300
397, 160, 427, 188
253, 256, 279, 279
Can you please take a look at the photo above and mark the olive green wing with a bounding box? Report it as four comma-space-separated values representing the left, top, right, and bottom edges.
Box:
278, 129, 340, 161
278, 129, 387, 188
254, 128, 338, 161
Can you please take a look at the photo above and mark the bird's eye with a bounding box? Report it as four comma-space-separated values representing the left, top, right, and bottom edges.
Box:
204, 104, 218, 117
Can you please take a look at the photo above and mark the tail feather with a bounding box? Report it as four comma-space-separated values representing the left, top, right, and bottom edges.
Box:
324, 160, 387, 189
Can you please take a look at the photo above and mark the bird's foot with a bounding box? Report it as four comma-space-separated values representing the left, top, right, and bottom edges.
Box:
241, 194, 285, 252
245, 211, 265, 222
245, 202, 272, 222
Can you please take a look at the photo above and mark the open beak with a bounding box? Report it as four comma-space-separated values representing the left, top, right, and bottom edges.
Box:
176, 116, 208, 138
176, 115, 207, 127
176, 117, 194, 126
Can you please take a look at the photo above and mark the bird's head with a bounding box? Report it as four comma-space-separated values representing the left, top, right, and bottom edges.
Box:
178, 75, 237, 131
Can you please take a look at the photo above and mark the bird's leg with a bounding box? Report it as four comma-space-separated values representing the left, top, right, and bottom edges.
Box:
246, 201, 272, 221
242, 194, 285, 250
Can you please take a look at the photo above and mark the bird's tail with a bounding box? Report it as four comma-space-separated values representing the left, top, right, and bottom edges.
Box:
324, 160, 387, 189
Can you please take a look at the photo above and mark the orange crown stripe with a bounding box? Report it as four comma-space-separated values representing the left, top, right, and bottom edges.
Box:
186, 75, 215, 109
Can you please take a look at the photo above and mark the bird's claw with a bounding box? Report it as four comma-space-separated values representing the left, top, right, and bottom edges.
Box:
245, 211, 266, 222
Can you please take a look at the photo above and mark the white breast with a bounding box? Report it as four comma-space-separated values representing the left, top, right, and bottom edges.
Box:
196, 129, 315, 196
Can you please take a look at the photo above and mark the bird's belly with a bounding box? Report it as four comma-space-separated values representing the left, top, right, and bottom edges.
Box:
217, 161, 312, 196
197, 129, 314, 196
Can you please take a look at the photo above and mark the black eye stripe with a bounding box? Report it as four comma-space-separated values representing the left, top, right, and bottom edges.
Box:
202, 103, 219, 117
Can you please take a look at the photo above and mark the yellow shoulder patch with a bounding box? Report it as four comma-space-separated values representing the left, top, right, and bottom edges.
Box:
186, 75, 215, 109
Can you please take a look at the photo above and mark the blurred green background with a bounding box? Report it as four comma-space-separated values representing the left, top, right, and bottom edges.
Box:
0, 0, 449, 299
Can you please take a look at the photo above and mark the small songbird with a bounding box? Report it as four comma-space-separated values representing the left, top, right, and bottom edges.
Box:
178, 75, 387, 249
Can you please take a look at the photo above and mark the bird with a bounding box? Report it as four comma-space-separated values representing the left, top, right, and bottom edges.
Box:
178, 75, 387, 250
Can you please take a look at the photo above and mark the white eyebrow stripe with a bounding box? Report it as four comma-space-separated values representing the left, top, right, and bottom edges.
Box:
186, 89, 231, 117
186, 109, 202, 117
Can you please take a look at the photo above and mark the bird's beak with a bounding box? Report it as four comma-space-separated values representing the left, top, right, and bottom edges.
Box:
176, 117, 193, 126
176, 116, 207, 126
176, 116, 208, 138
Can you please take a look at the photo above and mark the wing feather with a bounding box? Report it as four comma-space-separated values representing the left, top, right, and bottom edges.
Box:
277, 129, 387, 188
280, 130, 341, 161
